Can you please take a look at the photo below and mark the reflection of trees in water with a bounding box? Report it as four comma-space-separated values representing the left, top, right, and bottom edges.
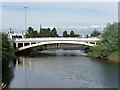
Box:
2, 59, 14, 89
2, 57, 30, 89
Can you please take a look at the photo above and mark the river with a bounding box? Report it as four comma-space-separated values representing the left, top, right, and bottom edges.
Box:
5, 50, 118, 88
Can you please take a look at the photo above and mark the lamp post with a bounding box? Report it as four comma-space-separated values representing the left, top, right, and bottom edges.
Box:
24, 7, 27, 32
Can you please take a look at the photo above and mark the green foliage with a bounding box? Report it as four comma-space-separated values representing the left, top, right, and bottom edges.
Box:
26, 27, 59, 38
89, 22, 118, 60
51, 28, 58, 37
75, 34, 80, 37
90, 29, 101, 37
63, 31, 68, 37
37, 45, 45, 51
70, 31, 75, 37
40, 28, 51, 37
1, 33, 15, 60
83, 46, 90, 50
63, 30, 80, 37
26, 27, 41, 38
86, 35, 89, 38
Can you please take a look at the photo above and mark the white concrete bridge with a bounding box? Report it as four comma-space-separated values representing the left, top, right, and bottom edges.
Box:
11, 37, 101, 51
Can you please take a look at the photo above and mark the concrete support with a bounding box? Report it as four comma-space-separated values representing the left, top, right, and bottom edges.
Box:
16, 43, 18, 48
29, 42, 32, 45
95, 42, 96, 45
59, 43, 60, 49
23, 42, 25, 47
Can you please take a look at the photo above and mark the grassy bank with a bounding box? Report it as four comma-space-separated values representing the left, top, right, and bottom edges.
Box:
108, 52, 118, 62
87, 51, 118, 62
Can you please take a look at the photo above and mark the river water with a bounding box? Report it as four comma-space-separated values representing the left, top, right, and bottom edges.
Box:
8, 50, 118, 88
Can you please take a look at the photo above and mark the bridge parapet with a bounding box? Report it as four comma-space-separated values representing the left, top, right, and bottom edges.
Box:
13, 37, 101, 42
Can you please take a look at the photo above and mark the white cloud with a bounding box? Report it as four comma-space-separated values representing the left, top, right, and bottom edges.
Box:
90, 25, 105, 28
59, 25, 105, 30
42, 26, 54, 29
56, 25, 105, 35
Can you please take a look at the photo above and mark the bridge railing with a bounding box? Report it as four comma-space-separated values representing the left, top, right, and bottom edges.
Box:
14, 37, 101, 41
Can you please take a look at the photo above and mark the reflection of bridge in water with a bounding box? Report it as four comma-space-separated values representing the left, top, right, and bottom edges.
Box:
15, 57, 32, 71
10, 37, 100, 51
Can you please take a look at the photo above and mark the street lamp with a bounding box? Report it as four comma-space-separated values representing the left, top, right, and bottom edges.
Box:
24, 7, 27, 32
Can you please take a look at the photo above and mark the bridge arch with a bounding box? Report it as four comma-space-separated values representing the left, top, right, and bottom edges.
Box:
17, 40, 96, 51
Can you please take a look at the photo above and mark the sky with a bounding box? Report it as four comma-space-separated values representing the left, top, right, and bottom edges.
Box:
2, 2, 118, 35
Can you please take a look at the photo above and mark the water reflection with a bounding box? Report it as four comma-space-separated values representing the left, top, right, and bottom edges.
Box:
40, 50, 87, 56
2, 59, 14, 88
7, 50, 118, 88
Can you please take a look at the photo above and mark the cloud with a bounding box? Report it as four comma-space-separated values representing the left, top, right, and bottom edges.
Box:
57, 25, 105, 35
59, 25, 105, 30
2, 2, 117, 34
90, 25, 105, 28
42, 26, 54, 29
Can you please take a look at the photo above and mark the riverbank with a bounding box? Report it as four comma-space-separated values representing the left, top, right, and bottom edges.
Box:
87, 51, 118, 63
15, 49, 56, 57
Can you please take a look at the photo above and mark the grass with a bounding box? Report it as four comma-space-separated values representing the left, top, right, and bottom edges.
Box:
108, 52, 118, 62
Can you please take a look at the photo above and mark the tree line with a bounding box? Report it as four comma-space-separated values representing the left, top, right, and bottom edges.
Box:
26, 27, 101, 38
26, 27, 59, 38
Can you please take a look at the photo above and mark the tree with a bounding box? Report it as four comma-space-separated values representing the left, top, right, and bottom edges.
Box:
100, 22, 118, 55
26, 27, 59, 37
27, 27, 34, 33
33, 30, 38, 37
89, 22, 118, 60
86, 35, 89, 38
63, 31, 68, 37
75, 34, 80, 37
40, 28, 51, 37
26, 27, 40, 38
70, 31, 75, 37
90, 29, 101, 37
51, 28, 58, 37
1, 33, 14, 60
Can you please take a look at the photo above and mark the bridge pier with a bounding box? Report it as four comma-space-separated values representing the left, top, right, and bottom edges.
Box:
29, 42, 32, 45
95, 42, 96, 45
59, 43, 60, 49
23, 42, 25, 47
16, 43, 18, 48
